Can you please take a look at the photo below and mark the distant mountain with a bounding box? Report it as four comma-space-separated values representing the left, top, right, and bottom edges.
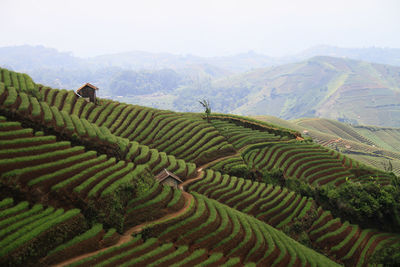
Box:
0, 45, 84, 70
88, 50, 278, 73
2, 45, 400, 127
292, 45, 400, 66
205, 56, 400, 127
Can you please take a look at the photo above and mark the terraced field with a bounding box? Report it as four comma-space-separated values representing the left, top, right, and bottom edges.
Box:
254, 115, 400, 176
187, 169, 399, 266
0, 198, 86, 265
210, 118, 288, 150
0, 68, 399, 266
40, 87, 236, 165
243, 142, 393, 186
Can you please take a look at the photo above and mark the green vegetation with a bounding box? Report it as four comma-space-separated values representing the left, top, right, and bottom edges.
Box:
0, 67, 399, 266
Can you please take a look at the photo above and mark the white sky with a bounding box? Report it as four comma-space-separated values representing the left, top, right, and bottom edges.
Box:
1, 0, 399, 57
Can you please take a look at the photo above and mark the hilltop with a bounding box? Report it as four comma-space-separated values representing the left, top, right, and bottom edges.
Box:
207, 56, 400, 127
0, 68, 399, 266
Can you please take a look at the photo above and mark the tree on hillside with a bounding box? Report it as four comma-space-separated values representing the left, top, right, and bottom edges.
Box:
199, 99, 211, 122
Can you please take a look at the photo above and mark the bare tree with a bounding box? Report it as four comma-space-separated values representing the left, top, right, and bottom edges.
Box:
199, 99, 211, 122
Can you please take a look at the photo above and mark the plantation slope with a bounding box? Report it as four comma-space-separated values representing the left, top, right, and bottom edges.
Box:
0, 67, 398, 266
186, 169, 400, 266
0, 198, 86, 266
39, 86, 236, 165
216, 56, 400, 127
63, 235, 250, 267
141, 192, 340, 266
0, 84, 197, 181
254, 115, 400, 176
0, 117, 151, 230
242, 142, 393, 187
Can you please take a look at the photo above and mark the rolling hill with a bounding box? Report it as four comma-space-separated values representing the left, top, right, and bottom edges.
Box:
208, 56, 400, 127
254, 116, 400, 176
0, 67, 399, 266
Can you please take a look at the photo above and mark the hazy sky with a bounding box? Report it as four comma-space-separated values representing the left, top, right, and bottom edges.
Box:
1, 0, 399, 57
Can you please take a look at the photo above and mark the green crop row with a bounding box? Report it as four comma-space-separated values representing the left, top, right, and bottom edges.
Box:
176, 193, 340, 266
0, 128, 32, 139
0, 204, 43, 230
69, 233, 250, 267
101, 164, 147, 197
126, 111, 155, 141
207, 175, 235, 199
127, 185, 171, 213
126, 182, 161, 209
209, 113, 300, 138
0, 201, 29, 220
47, 223, 103, 256
125, 141, 196, 179
50, 155, 108, 191
0, 68, 39, 98
211, 119, 285, 149
154, 119, 199, 150
0, 200, 83, 266
0, 121, 149, 203
309, 211, 398, 266
88, 162, 135, 197
0, 135, 55, 149
157, 197, 205, 239
53, 89, 68, 110
117, 109, 148, 138
93, 101, 119, 126
0, 86, 133, 154
190, 169, 316, 230
0, 198, 13, 209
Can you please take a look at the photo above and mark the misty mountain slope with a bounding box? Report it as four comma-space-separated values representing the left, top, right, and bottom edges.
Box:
213, 56, 400, 127
294, 45, 400, 66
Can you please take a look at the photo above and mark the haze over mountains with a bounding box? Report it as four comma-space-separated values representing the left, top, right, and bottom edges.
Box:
1, 45, 400, 127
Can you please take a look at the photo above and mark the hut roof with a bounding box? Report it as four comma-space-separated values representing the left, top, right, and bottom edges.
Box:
76, 83, 99, 93
155, 169, 183, 184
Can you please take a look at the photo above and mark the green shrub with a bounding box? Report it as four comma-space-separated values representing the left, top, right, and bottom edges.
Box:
73, 159, 120, 194
0, 204, 43, 229
51, 155, 108, 191
70, 114, 86, 136
10, 72, 19, 90
47, 223, 103, 256
3, 87, 17, 107
17, 73, 27, 92
50, 106, 65, 128
30, 97, 41, 117
103, 228, 116, 240
0, 198, 13, 209
53, 90, 68, 109
1, 69, 11, 87
0, 201, 29, 219
60, 110, 75, 132
147, 245, 188, 267
88, 162, 134, 197
101, 164, 149, 197
369, 242, 400, 266
17, 92, 30, 112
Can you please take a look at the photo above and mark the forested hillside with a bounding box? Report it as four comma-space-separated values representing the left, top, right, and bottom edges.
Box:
0, 68, 399, 266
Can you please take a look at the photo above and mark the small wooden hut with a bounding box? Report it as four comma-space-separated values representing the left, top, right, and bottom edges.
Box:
155, 169, 183, 189
76, 83, 98, 103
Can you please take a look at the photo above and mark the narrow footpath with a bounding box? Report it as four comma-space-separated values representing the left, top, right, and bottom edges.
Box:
54, 149, 246, 266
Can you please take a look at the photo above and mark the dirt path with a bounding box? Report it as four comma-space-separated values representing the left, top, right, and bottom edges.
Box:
179, 148, 246, 191
54, 192, 193, 267
54, 145, 256, 266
